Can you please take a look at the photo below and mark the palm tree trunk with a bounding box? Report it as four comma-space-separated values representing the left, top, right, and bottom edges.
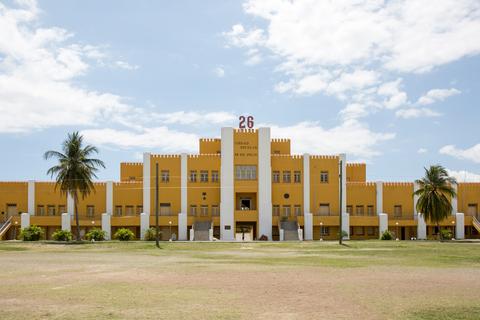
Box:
437, 222, 441, 242
74, 197, 80, 241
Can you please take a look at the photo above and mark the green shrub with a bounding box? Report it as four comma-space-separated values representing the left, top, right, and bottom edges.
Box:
143, 227, 161, 241
19, 225, 44, 241
114, 228, 135, 241
440, 229, 453, 240
85, 228, 107, 241
380, 230, 394, 240
52, 229, 73, 241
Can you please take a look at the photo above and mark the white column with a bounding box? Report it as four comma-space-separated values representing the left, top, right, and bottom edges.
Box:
376, 181, 383, 215
28, 180, 35, 215
339, 153, 347, 215
451, 183, 458, 215
379, 213, 388, 238
178, 213, 187, 241
61, 212, 71, 231
140, 212, 149, 240
417, 214, 427, 240
258, 127, 272, 240
455, 213, 464, 240
67, 192, 74, 216
143, 152, 151, 215
102, 213, 111, 240
303, 153, 313, 240
342, 212, 350, 239
413, 181, 420, 218
220, 127, 234, 241
106, 181, 113, 215
21, 212, 30, 229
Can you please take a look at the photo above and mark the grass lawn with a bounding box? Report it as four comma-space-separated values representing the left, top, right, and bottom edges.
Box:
1, 241, 479, 319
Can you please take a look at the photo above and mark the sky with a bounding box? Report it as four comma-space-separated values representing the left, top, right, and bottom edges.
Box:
0, 0, 480, 183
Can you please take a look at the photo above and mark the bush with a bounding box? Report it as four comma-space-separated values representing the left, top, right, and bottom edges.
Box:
85, 228, 107, 241
19, 225, 44, 241
143, 227, 161, 241
440, 229, 453, 240
52, 229, 73, 241
380, 230, 394, 240
258, 234, 268, 241
114, 228, 135, 241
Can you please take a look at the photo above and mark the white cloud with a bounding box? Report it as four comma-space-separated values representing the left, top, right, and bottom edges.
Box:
447, 169, 480, 182
225, 0, 479, 118
417, 88, 461, 105
395, 108, 441, 119
440, 144, 480, 163
417, 148, 428, 154
269, 120, 395, 158
153, 111, 236, 125
213, 66, 225, 78
115, 60, 139, 70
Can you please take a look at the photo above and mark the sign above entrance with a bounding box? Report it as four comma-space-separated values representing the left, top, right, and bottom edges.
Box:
238, 115, 254, 129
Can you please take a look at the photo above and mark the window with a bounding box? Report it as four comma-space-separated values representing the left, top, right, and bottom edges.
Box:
86, 205, 95, 218
272, 205, 280, 216
136, 205, 143, 215
235, 165, 257, 180
346, 205, 353, 215
354, 226, 364, 235
58, 205, 66, 214
282, 205, 291, 217
125, 205, 134, 216
200, 170, 209, 182
37, 205, 45, 216
47, 205, 56, 216
367, 205, 374, 216
189, 205, 197, 216
294, 171, 301, 183
211, 205, 219, 216
6, 204, 17, 217
190, 170, 197, 182
319, 203, 330, 216
294, 205, 302, 216
321, 226, 330, 236
467, 204, 478, 216
356, 205, 364, 216
283, 171, 291, 183
320, 171, 329, 183
211, 171, 219, 182
394, 205, 402, 217
367, 226, 375, 236
200, 205, 209, 216
160, 203, 171, 216
115, 206, 122, 217
161, 170, 170, 183
272, 171, 280, 183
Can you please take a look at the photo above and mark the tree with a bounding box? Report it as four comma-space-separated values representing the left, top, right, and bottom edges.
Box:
44, 132, 105, 241
414, 165, 456, 241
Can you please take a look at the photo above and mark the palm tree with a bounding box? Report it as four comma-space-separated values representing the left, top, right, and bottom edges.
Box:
44, 132, 105, 241
414, 165, 456, 241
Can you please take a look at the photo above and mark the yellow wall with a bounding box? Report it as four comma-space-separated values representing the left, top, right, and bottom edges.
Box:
187, 154, 221, 221
310, 156, 340, 215
113, 181, 143, 214
271, 139, 291, 155
457, 183, 480, 214
0, 182, 28, 218
120, 162, 143, 182
346, 182, 376, 214
150, 155, 181, 216
76, 182, 106, 219
271, 155, 303, 219
35, 182, 67, 215
346, 163, 366, 182
199, 138, 221, 154
383, 182, 414, 219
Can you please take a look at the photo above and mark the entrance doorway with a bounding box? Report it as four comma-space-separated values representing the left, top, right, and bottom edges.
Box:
235, 222, 256, 241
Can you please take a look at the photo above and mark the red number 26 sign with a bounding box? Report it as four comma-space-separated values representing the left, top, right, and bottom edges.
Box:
238, 116, 254, 129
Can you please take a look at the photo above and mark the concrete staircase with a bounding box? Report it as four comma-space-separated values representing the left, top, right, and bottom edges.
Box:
473, 217, 480, 234
193, 221, 212, 241
0, 217, 12, 240
280, 220, 300, 241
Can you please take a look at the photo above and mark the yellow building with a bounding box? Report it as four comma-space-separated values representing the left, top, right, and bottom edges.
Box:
1, 127, 480, 241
